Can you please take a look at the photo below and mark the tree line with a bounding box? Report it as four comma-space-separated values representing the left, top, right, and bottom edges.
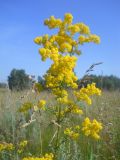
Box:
87, 74, 120, 90
0, 69, 120, 91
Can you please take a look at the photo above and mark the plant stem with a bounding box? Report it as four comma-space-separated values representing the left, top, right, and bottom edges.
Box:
54, 104, 61, 156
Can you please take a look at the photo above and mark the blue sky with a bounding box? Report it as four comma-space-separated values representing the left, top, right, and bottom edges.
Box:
0, 0, 120, 82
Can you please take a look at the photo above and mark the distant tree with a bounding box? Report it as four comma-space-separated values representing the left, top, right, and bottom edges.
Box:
79, 74, 120, 90
8, 69, 31, 91
38, 76, 45, 86
0, 83, 7, 88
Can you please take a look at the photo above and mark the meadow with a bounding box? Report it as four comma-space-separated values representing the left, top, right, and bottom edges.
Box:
0, 88, 120, 160
0, 13, 120, 160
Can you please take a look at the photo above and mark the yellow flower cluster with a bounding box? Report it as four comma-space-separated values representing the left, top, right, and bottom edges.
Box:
23, 153, 54, 160
0, 143, 14, 152
19, 140, 28, 147
39, 47, 59, 61
34, 36, 42, 45
64, 126, 80, 140
68, 24, 80, 35
77, 23, 90, 34
19, 102, 33, 113
34, 13, 100, 62
89, 34, 100, 43
34, 14, 101, 100
19, 99, 46, 113
56, 95, 68, 104
67, 22, 90, 35
82, 117, 102, 140
74, 83, 101, 105
17, 140, 28, 154
60, 42, 72, 52
64, 13, 73, 24
78, 34, 100, 44
52, 88, 68, 99
44, 13, 73, 30
69, 104, 83, 115
55, 34, 76, 53
65, 100, 83, 115
33, 100, 46, 111
45, 55, 78, 89
55, 102, 83, 117
44, 16, 62, 29
37, 100, 46, 110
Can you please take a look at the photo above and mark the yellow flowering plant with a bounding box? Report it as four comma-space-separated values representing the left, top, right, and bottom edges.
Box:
0, 140, 28, 159
1, 13, 102, 160
30, 13, 102, 159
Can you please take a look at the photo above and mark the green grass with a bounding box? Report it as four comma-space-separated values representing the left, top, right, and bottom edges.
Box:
0, 88, 120, 160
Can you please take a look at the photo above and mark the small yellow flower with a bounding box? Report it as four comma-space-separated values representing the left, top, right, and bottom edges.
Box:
0, 143, 14, 152
68, 24, 80, 35
22, 153, 54, 160
64, 13, 73, 24
60, 43, 72, 52
37, 100, 46, 110
19, 102, 33, 113
19, 140, 28, 147
17, 140, 28, 154
75, 125, 80, 130
89, 34, 100, 44
34, 36, 42, 44
64, 127, 79, 140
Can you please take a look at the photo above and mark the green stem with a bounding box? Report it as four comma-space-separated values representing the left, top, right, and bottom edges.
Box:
54, 104, 61, 156
39, 111, 43, 155
40, 125, 43, 155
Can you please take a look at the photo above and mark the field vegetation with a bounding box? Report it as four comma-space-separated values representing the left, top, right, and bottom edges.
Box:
0, 88, 120, 160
